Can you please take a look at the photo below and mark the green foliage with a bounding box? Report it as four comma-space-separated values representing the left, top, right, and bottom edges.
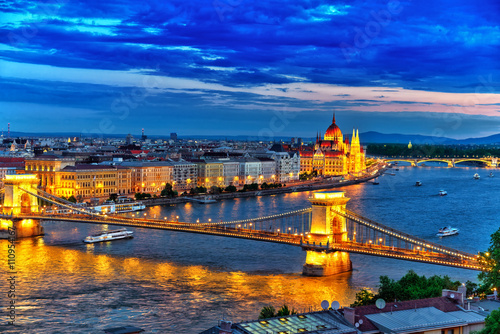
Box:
478, 228, 500, 295
260, 182, 283, 190
478, 309, 500, 334
465, 280, 478, 297
258, 304, 297, 319
67, 195, 77, 203
224, 185, 237, 193
161, 183, 178, 198
107, 193, 118, 202
209, 186, 224, 194
299, 170, 317, 180
351, 270, 461, 307
276, 304, 297, 316
242, 183, 259, 191
190, 186, 207, 195
134, 192, 151, 200
258, 305, 276, 319
351, 289, 375, 307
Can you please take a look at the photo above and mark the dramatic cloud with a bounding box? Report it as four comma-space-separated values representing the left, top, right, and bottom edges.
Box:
0, 0, 499, 138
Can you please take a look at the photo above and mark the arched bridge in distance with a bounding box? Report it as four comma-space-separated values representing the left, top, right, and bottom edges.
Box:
0, 174, 487, 276
384, 157, 498, 168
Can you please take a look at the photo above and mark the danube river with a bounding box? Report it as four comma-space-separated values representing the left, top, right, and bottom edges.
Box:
1, 166, 498, 333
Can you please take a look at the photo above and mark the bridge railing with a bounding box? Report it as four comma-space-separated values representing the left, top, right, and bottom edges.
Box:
332, 209, 476, 260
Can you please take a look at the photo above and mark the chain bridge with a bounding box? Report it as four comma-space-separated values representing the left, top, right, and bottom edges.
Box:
0, 174, 485, 276
384, 157, 497, 167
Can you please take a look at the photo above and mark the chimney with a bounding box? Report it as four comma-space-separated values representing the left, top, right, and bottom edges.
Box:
218, 320, 232, 334
343, 307, 356, 325
442, 288, 465, 307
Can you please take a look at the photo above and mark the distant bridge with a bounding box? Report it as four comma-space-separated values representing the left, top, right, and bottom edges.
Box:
384, 157, 497, 168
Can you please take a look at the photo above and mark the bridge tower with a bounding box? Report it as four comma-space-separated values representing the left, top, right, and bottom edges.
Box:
303, 191, 352, 276
1, 174, 44, 239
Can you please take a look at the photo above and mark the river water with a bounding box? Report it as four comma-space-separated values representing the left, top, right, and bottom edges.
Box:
1, 166, 498, 333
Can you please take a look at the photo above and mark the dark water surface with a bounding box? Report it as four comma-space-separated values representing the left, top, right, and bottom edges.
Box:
1, 166, 498, 333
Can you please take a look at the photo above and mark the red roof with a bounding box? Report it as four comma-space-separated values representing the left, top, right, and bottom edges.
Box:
0, 157, 24, 162
348, 297, 461, 332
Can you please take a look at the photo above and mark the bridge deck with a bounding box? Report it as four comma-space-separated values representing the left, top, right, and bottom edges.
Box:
4, 213, 482, 271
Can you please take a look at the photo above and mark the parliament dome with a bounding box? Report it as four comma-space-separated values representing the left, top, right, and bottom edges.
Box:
324, 113, 343, 140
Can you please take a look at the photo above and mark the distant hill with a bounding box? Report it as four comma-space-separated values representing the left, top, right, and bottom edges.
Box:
359, 131, 500, 145
454, 133, 500, 145
358, 131, 456, 144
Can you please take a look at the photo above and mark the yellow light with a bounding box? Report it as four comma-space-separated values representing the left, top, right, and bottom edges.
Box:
4, 174, 38, 181
312, 191, 345, 200
186, 179, 191, 184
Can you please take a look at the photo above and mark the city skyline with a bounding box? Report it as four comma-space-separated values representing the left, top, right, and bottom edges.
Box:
1, 0, 500, 139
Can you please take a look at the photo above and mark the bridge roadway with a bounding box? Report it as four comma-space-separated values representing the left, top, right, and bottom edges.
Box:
3, 211, 483, 271
3, 213, 303, 247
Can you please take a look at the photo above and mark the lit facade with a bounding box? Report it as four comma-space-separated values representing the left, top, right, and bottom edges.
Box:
25, 155, 76, 193
300, 113, 366, 176
195, 161, 224, 187
120, 161, 173, 194
57, 165, 119, 199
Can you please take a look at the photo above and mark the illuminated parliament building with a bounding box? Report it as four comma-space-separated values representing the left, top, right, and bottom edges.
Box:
299, 113, 366, 176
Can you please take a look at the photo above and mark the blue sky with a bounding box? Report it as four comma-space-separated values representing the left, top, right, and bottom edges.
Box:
0, 0, 499, 139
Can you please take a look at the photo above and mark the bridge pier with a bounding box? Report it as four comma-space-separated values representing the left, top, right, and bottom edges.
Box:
302, 191, 352, 276
303, 251, 351, 276
0, 218, 44, 239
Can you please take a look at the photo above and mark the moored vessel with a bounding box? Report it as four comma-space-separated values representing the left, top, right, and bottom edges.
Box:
91, 198, 146, 214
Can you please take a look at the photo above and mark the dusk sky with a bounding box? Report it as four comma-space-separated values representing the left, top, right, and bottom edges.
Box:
1, 0, 499, 139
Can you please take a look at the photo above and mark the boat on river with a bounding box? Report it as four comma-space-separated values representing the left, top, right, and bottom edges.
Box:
83, 229, 133, 243
436, 226, 459, 237
489, 172, 494, 178
415, 181, 422, 186
473, 173, 480, 179
439, 190, 447, 196
189, 195, 217, 204
91, 198, 146, 214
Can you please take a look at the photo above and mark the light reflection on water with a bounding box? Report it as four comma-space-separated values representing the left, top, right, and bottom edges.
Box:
0, 166, 496, 333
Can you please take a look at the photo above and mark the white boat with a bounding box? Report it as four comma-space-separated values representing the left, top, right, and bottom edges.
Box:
415, 181, 422, 186
91, 198, 146, 214
473, 173, 480, 179
436, 226, 459, 237
489, 172, 494, 178
439, 190, 447, 196
83, 229, 133, 243
189, 195, 217, 204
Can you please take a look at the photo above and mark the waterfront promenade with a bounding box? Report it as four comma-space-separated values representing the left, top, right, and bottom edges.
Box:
140, 163, 386, 207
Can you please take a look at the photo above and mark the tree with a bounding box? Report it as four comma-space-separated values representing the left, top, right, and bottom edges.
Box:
276, 304, 297, 316
351, 270, 461, 307
161, 183, 177, 198
224, 185, 237, 193
67, 195, 77, 203
351, 289, 375, 307
465, 280, 478, 297
107, 193, 118, 202
258, 305, 276, 319
478, 228, 500, 296
478, 309, 500, 334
